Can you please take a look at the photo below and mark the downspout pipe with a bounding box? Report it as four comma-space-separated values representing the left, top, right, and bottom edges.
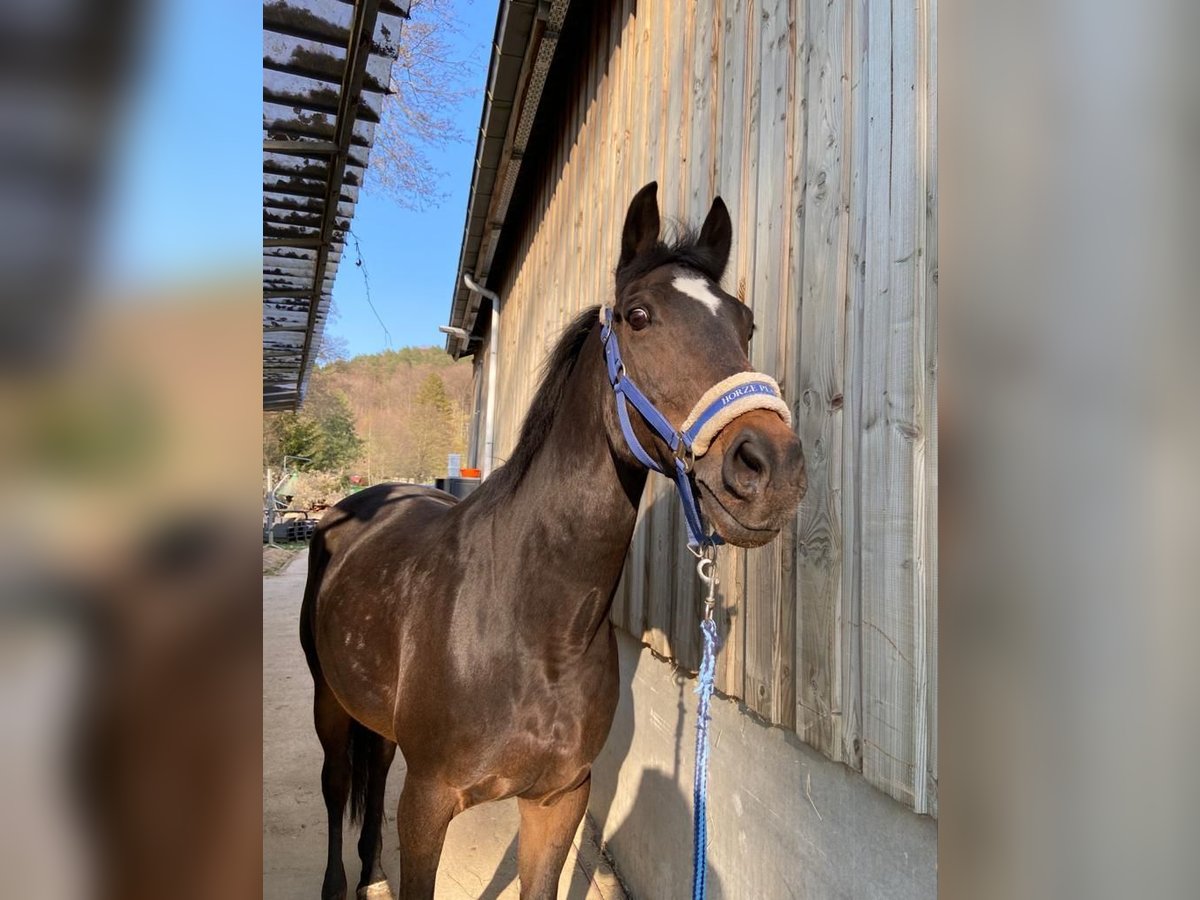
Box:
463, 274, 501, 479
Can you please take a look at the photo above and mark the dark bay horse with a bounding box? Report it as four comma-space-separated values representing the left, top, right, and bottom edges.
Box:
300, 183, 807, 899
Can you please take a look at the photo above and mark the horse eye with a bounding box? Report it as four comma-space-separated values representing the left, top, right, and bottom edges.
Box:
628, 307, 650, 331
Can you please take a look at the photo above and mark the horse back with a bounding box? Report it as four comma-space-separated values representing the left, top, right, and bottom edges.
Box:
300, 483, 461, 737
320, 482, 456, 546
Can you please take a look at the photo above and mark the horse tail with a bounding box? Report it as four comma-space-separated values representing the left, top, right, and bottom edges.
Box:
347, 719, 377, 824
298, 524, 329, 675
298, 513, 338, 676
300, 515, 388, 826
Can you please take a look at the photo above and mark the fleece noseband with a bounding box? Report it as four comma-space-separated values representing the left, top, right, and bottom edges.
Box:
599, 305, 791, 549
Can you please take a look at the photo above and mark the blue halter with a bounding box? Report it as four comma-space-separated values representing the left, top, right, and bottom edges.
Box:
600, 303, 791, 899
599, 306, 785, 550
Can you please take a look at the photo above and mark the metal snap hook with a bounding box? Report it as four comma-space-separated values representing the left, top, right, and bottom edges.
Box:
696, 546, 719, 622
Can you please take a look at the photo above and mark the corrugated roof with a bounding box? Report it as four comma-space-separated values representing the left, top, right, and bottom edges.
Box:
263, 0, 410, 411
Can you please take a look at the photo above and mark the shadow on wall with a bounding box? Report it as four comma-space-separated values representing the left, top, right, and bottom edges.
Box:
582, 631, 725, 900
491, 0, 637, 288
580, 475, 724, 899
471, 659, 716, 900
469, 484, 710, 899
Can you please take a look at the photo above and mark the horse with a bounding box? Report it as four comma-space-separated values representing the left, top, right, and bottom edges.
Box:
299, 182, 807, 899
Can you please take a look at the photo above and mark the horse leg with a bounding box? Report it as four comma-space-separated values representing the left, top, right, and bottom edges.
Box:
516, 776, 591, 900
355, 736, 397, 898
395, 775, 456, 900
314, 682, 353, 900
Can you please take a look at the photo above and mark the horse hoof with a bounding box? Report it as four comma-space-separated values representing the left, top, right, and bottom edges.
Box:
356, 882, 394, 900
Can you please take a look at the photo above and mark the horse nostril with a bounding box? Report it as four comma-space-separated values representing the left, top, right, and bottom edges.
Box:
736, 440, 765, 475
723, 431, 773, 499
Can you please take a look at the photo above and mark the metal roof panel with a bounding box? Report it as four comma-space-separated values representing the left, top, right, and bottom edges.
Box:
263, 0, 401, 410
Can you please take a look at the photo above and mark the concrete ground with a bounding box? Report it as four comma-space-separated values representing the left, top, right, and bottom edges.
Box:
264, 551, 624, 899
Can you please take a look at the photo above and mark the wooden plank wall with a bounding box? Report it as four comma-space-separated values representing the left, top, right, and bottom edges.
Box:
478, 0, 936, 814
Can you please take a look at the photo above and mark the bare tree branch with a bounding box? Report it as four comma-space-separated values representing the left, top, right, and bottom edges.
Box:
366, 0, 481, 209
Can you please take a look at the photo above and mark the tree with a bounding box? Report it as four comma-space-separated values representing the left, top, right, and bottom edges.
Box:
367, 0, 480, 209
263, 387, 364, 474
316, 333, 349, 365
295, 347, 473, 484
407, 373, 459, 482
308, 391, 364, 470
416, 371, 452, 416
263, 412, 323, 469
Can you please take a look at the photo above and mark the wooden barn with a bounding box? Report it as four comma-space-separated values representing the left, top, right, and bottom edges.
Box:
445, 0, 937, 894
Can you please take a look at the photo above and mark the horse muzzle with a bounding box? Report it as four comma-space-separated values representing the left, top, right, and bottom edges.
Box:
694, 408, 807, 548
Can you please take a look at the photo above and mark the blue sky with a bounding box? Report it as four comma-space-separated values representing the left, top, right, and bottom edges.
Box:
324, 2, 496, 357
101, 0, 496, 357
100, 0, 262, 287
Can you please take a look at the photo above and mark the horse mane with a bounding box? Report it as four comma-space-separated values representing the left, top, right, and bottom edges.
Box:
470, 304, 600, 505
614, 223, 725, 296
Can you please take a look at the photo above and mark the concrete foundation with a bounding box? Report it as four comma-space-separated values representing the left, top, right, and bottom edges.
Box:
590, 629, 937, 899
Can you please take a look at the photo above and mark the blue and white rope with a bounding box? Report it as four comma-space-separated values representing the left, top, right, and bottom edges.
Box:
692, 615, 719, 900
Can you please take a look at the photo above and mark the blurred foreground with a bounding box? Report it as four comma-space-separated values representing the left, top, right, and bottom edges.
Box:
0, 280, 262, 900
940, 0, 1200, 895
0, 0, 261, 893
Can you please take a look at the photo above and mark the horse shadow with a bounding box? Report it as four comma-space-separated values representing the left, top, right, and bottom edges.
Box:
586, 768, 725, 900
571, 562, 725, 899
474, 623, 724, 900
476, 833, 518, 899
472, 472, 726, 894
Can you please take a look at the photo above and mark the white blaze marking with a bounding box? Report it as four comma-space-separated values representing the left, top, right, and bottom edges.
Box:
672, 275, 722, 316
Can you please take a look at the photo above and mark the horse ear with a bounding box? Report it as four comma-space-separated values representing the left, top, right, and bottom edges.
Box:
619, 182, 660, 270
697, 196, 733, 278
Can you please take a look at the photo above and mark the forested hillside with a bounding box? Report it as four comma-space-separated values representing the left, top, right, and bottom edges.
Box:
263, 346, 474, 489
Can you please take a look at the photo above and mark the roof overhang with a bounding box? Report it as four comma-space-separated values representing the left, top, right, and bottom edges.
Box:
444, 0, 572, 359
262, 0, 410, 412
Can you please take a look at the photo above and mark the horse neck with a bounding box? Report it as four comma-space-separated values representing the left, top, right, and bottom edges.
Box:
488, 324, 646, 623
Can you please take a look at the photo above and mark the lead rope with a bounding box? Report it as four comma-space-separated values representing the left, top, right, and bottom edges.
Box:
692, 548, 720, 900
